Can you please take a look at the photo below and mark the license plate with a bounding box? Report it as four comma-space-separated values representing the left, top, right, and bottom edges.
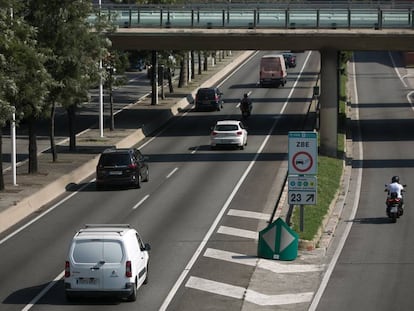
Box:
109, 171, 122, 175
77, 278, 98, 285
391, 206, 398, 213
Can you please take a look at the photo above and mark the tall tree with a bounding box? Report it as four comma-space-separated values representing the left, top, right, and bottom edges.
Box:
0, 4, 17, 190
26, 0, 112, 154
0, 1, 52, 176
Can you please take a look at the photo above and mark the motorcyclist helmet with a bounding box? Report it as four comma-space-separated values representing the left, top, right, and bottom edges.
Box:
391, 176, 400, 183
243, 93, 248, 98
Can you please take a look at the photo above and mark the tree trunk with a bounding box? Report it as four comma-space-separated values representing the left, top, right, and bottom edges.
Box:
190, 51, 195, 80
198, 51, 202, 75
203, 52, 208, 71
50, 102, 57, 162
0, 127, 4, 190
28, 116, 38, 174
68, 105, 77, 151
178, 52, 188, 88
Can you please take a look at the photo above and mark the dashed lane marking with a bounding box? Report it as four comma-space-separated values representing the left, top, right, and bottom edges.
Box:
186, 276, 314, 306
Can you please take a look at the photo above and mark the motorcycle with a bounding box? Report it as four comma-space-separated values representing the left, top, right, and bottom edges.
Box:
240, 102, 252, 119
385, 185, 406, 223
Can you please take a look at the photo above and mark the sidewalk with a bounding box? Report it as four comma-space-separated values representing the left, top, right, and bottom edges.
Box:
0, 51, 254, 234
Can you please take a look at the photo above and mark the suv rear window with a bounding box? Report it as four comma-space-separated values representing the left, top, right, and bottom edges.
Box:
198, 89, 216, 99
215, 125, 238, 131
99, 153, 131, 166
73, 240, 124, 264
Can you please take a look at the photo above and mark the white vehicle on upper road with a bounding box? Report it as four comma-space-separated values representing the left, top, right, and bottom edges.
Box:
210, 120, 248, 150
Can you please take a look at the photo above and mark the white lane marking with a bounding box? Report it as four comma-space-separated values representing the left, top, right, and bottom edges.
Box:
227, 208, 270, 220
388, 51, 408, 88
186, 276, 244, 299
160, 51, 313, 311
0, 181, 92, 246
204, 248, 324, 273
21, 271, 65, 311
166, 167, 179, 178
245, 288, 314, 306
258, 258, 324, 274
308, 55, 363, 311
217, 225, 258, 240
186, 276, 314, 306
132, 194, 150, 210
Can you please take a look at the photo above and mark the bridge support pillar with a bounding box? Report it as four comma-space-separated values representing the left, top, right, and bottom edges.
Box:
319, 49, 339, 157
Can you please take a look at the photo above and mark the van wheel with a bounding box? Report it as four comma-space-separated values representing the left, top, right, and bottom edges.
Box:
127, 282, 137, 302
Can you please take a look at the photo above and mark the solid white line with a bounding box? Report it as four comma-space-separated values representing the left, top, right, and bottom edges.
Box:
227, 208, 270, 220
388, 51, 408, 88
159, 51, 314, 311
186, 276, 314, 306
21, 271, 65, 311
132, 194, 150, 210
217, 225, 258, 240
166, 167, 179, 178
308, 55, 363, 311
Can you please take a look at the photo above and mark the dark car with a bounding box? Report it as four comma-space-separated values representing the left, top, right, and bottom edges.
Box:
96, 148, 149, 190
283, 52, 297, 68
195, 87, 224, 111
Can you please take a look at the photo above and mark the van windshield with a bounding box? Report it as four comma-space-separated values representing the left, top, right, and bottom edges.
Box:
73, 240, 124, 264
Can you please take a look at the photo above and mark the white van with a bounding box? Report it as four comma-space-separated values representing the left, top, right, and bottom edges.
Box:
64, 224, 150, 302
259, 54, 287, 87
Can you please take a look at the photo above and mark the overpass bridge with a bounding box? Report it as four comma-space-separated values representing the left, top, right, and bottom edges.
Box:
92, 1, 414, 156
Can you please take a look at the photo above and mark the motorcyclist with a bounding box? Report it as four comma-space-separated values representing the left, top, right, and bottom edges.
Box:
240, 93, 252, 114
385, 175, 405, 211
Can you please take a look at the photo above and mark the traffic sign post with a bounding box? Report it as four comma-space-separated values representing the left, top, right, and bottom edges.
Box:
288, 131, 319, 232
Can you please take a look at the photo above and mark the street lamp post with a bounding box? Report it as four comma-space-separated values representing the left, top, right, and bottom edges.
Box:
99, 0, 104, 137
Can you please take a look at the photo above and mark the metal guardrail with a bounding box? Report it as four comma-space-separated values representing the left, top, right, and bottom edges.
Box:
91, 3, 414, 30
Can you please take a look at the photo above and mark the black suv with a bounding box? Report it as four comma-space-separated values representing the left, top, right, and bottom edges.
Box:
195, 87, 224, 111
96, 148, 149, 190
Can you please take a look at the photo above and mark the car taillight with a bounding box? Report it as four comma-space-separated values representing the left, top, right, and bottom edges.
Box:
126, 260, 132, 277
65, 261, 70, 278
280, 70, 284, 76
211, 131, 218, 136
236, 131, 243, 136
128, 163, 137, 169
215, 95, 219, 101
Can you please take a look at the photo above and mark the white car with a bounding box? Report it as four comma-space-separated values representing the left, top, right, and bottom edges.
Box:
64, 224, 150, 302
210, 120, 248, 149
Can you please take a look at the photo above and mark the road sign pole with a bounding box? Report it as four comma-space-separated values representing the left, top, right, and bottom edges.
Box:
300, 205, 304, 232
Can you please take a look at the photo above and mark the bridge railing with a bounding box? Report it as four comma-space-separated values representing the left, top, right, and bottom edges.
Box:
90, 3, 414, 30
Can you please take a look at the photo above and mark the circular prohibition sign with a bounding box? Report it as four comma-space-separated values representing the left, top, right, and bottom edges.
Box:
292, 151, 313, 173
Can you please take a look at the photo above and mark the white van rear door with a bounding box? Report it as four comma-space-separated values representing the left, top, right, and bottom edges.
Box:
101, 240, 126, 289
71, 239, 104, 290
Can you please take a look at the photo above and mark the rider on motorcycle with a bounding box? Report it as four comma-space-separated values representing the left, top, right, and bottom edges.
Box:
240, 93, 252, 114
385, 175, 405, 210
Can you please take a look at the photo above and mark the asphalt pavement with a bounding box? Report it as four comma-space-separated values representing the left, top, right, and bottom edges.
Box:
0, 51, 254, 235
